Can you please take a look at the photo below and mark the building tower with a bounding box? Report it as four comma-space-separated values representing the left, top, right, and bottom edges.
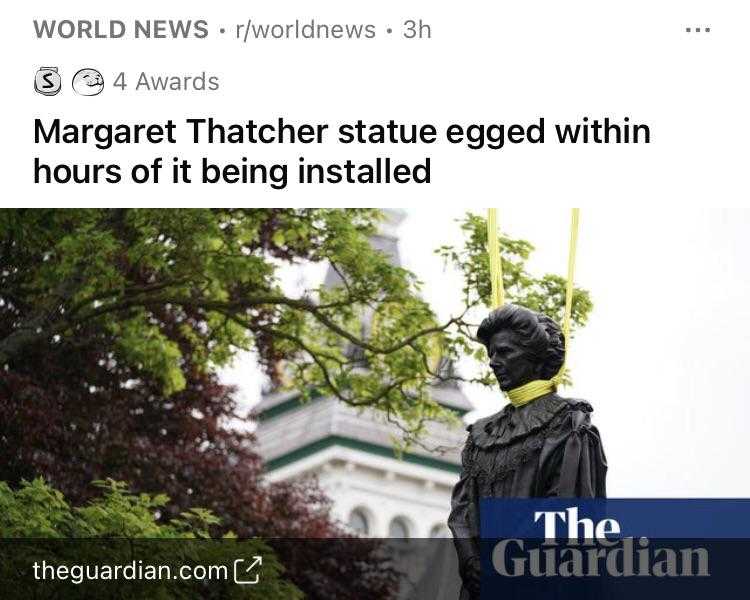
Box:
254, 210, 472, 538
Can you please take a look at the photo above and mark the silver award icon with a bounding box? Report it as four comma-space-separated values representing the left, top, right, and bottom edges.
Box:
35, 67, 62, 96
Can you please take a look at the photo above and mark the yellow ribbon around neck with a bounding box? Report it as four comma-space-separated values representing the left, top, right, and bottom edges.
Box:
506, 379, 556, 407
487, 208, 580, 408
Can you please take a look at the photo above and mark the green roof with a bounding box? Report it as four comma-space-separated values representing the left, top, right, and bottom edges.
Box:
264, 435, 461, 474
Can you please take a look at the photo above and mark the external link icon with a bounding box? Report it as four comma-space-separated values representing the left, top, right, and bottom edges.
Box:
233, 556, 262, 585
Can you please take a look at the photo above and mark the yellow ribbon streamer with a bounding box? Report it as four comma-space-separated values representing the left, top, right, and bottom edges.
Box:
487, 208, 504, 309
487, 208, 580, 407
558, 207, 580, 379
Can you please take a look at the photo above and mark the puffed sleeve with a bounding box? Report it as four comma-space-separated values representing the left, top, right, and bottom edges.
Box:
539, 409, 608, 498
448, 427, 480, 564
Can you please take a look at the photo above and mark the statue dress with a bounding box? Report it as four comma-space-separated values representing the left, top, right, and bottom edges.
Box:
447, 392, 607, 600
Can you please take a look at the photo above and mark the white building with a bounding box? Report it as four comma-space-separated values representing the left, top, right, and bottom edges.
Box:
255, 211, 472, 538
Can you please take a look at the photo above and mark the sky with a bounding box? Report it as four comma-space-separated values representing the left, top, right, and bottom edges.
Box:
222, 207, 750, 498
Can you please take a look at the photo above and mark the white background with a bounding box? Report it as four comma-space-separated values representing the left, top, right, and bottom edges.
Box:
5, 2, 750, 496
6, 0, 750, 203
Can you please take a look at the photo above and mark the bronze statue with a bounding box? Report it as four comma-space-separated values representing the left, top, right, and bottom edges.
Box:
448, 304, 607, 599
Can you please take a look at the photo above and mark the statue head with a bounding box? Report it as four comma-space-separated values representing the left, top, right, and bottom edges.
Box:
477, 304, 565, 391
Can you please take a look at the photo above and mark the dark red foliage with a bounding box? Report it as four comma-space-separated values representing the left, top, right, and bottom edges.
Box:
0, 322, 398, 600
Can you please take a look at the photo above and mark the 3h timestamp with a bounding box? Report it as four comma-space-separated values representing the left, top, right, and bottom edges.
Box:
390, 19, 431, 39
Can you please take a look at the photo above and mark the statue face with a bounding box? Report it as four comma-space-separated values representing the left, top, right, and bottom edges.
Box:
487, 330, 543, 391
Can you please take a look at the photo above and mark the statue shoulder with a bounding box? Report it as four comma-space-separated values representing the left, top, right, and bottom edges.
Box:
553, 396, 597, 432
558, 395, 595, 413
464, 395, 598, 449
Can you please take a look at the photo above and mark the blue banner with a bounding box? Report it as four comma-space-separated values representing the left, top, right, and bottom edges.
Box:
478, 499, 750, 599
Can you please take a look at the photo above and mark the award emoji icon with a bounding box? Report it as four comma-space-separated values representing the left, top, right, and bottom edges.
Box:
35, 67, 62, 96
72, 68, 104, 96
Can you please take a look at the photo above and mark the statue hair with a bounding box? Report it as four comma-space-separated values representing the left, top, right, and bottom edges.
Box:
476, 304, 565, 380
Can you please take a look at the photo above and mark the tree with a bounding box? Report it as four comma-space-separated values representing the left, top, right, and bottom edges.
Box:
0, 209, 592, 438
0, 478, 300, 599
0, 309, 398, 600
